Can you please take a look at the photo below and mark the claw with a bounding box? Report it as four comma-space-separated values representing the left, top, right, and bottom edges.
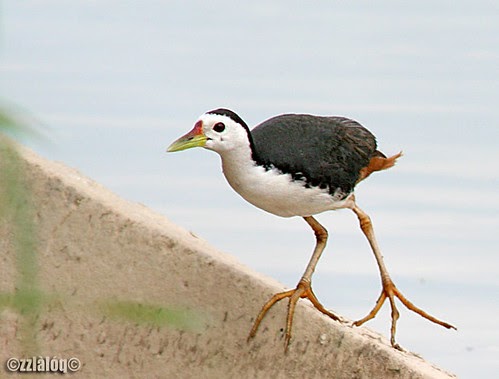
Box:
353, 277, 457, 348
351, 203, 456, 348
248, 280, 340, 350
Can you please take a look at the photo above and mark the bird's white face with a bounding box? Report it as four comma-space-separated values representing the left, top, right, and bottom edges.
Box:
167, 112, 251, 155
200, 113, 250, 153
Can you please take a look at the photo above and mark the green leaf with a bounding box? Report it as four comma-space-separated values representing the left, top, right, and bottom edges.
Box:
99, 300, 202, 330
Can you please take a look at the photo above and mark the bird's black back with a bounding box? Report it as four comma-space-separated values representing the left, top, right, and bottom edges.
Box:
250, 114, 377, 197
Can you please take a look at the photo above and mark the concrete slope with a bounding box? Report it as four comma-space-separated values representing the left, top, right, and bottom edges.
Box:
0, 145, 456, 378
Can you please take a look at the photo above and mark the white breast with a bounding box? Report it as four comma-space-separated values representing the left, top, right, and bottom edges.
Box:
220, 149, 353, 218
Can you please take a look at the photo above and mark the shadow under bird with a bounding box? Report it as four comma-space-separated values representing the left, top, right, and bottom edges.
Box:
167, 108, 456, 350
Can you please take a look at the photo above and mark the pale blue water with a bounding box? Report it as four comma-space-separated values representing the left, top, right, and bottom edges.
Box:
1, 1, 498, 377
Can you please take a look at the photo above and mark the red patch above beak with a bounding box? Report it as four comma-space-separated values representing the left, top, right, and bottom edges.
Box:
192, 120, 203, 135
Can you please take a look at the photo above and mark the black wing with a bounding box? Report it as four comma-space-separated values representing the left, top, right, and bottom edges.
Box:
250, 114, 377, 196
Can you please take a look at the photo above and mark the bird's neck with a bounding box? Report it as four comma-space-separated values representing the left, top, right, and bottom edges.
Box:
219, 143, 257, 191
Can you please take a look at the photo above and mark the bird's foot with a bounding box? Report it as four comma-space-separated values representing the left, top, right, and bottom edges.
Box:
353, 277, 456, 349
248, 279, 340, 352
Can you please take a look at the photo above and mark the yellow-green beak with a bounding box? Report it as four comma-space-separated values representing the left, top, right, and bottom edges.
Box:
167, 122, 207, 152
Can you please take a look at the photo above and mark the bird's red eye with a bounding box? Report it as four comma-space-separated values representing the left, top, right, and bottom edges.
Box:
213, 122, 225, 133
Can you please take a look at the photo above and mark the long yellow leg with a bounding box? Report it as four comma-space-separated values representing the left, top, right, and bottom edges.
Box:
350, 203, 456, 349
248, 216, 339, 351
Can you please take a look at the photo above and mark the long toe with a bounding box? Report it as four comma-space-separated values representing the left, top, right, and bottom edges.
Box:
353, 279, 456, 348
248, 280, 341, 351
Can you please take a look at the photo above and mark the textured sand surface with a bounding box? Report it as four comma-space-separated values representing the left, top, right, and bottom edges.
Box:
0, 145, 456, 378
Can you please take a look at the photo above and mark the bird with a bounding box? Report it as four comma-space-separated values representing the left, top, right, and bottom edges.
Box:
167, 108, 456, 350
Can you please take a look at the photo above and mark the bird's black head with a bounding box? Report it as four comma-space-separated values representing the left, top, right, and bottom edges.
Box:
206, 108, 250, 131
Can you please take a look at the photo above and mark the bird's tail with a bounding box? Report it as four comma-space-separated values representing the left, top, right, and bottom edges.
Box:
357, 151, 403, 183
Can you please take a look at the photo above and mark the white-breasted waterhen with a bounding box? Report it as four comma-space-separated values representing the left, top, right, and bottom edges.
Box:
167, 108, 455, 350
